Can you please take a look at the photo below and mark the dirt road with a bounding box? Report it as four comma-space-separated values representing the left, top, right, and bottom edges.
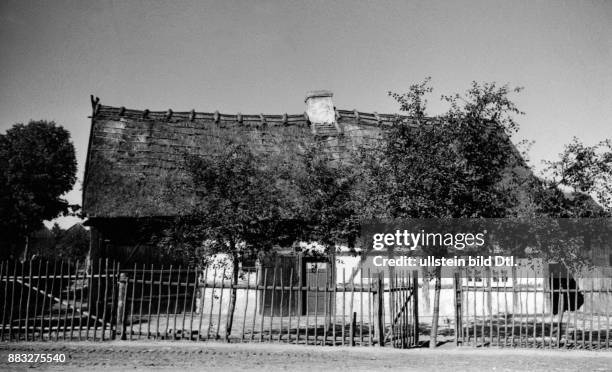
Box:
1, 341, 612, 371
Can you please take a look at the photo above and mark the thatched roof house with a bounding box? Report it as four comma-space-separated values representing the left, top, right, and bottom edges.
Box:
82, 91, 429, 261
82, 91, 531, 263
82, 91, 439, 218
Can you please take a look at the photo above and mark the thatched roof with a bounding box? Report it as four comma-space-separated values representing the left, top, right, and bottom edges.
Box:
83, 100, 429, 218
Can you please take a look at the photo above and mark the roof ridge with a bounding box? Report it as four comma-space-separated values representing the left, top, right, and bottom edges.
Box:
93, 104, 432, 127
96, 104, 411, 118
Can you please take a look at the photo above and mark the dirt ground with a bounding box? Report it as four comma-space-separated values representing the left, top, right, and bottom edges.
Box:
1, 341, 612, 372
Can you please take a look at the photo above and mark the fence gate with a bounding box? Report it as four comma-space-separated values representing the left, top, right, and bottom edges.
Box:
0, 259, 118, 341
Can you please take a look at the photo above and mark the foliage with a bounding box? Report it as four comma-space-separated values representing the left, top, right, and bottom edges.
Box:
153, 139, 367, 264
293, 146, 361, 252
0, 121, 77, 258
542, 138, 612, 216
441, 81, 524, 133
517, 138, 612, 273
151, 139, 301, 267
359, 78, 522, 224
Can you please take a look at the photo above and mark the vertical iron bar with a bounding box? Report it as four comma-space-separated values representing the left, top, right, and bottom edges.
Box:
215, 267, 225, 340
156, 265, 163, 339
287, 268, 293, 343
323, 265, 328, 346
47, 262, 56, 341
33, 260, 42, 340
24, 260, 33, 341
0, 261, 4, 341
360, 268, 364, 346
476, 269, 479, 347
8, 263, 18, 341
557, 275, 563, 348
198, 266, 208, 341
85, 260, 92, 340
181, 267, 190, 339
40, 261, 49, 341
69, 261, 78, 340
241, 267, 249, 342
0, 262, 8, 341
590, 275, 594, 349
101, 259, 110, 341
129, 263, 137, 341
503, 268, 508, 347
313, 266, 318, 345
341, 267, 345, 346
564, 273, 570, 348
137, 263, 145, 340
333, 265, 338, 346
298, 258, 303, 345
510, 267, 516, 348
147, 264, 154, 339
259, 268, 267, 343
55, 261, 64, 342
606, 275, 610, 350
165, 265, 173, 339
110, 262, 119, 340
270, 265, 277, 343
532, 270, 537, 347
250, 267, 258, 342
94, 258, 102, 341
549, 271, 554, 349
62, 259, 71, 341
348, 268, 355, 347
368, 268, 372, 346
173, 266, 182, 339
278, 266, 285, 343
207, 267, 216, 340
518, 272, 523, 347
189, 266, 198, 341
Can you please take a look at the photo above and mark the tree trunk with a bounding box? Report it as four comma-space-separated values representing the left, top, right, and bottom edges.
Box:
325, 251, 334, 334
225, 252, 240, 342
429, 265, 442, 348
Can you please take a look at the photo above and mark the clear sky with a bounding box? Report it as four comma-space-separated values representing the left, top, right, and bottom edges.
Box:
1, 0, 610, 227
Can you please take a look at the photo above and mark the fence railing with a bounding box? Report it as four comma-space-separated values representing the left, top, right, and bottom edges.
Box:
0, 259, 419, 349
0, 260, 118, 342
6, 258, 610, 350
455, 267, 612, 349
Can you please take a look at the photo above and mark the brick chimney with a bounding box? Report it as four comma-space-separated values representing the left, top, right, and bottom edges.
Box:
305, 90, 335, 124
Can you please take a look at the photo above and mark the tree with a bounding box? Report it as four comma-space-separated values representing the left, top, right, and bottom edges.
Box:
153, 136, 365, 340
542, 138, 612, 216
294, 145, 361, 252
0, 121, 77, 260
358, 79, 525, 347
152, 138, 301, 340
525, 138, 612, 274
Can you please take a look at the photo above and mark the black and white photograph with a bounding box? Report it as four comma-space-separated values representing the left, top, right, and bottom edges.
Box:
0, 1, 611, 371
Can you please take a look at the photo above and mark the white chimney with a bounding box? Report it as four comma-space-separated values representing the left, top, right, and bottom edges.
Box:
305, 90, 335, 124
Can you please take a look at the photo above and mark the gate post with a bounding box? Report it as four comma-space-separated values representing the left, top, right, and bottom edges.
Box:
412, 270, 419, 346
374, 271, 385, 347
350, 312, 356, 346
116, 273, 128, 340
453, 271, 462, 346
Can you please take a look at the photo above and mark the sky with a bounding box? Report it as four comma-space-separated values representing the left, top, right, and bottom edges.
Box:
0, 0, 610, 228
